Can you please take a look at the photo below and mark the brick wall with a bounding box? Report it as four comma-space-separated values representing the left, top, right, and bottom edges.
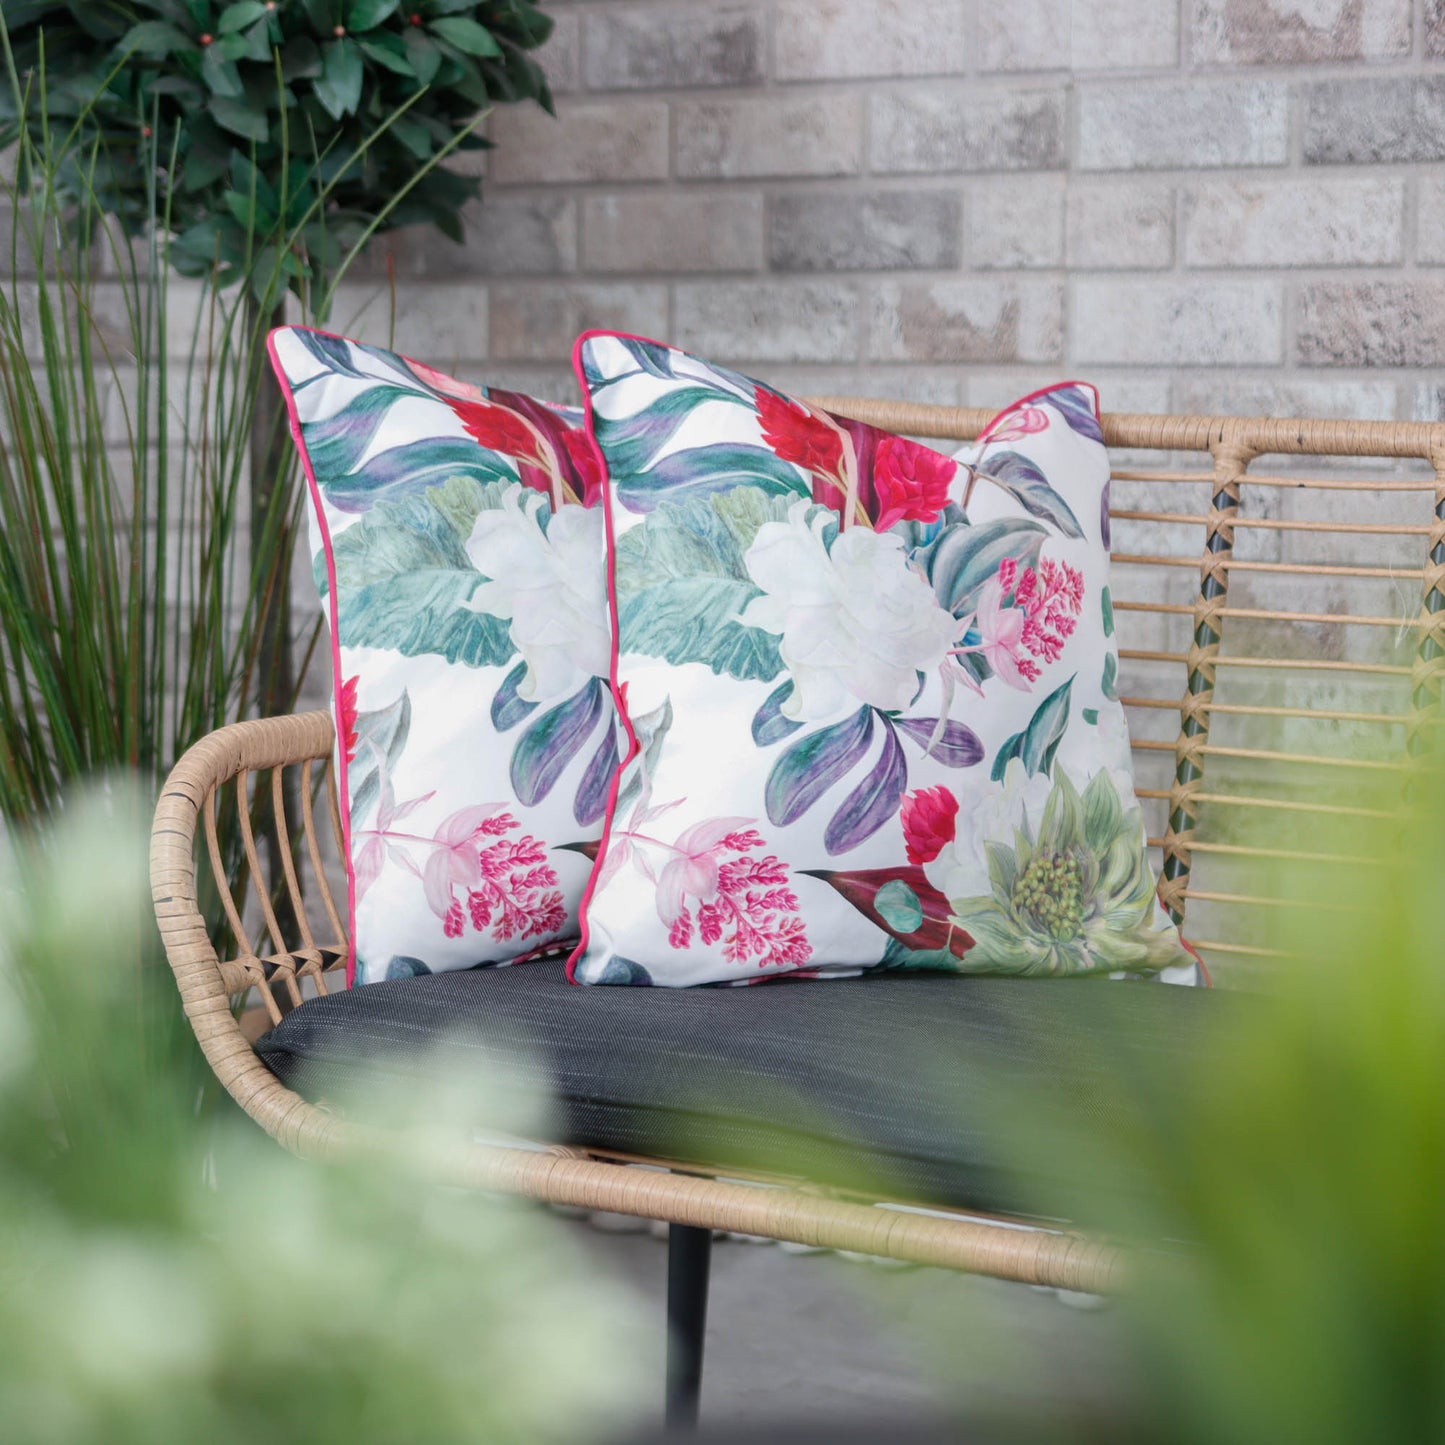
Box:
345, 0, 1445, 425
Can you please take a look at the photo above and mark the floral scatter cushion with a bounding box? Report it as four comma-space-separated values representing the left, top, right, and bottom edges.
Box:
270, 327, 613, 985
570, 332, 1195, 987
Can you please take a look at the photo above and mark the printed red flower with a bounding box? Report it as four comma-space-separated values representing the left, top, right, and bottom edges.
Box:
754, 386, 843, 479
562, 426, 604, 506
872, 434, 957, 530
899, 785, 960, 865
449, 397, 538, 459
338, 675, 360, 762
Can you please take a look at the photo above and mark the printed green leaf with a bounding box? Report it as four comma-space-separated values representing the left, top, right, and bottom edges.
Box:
328, 482, 516, 667
614, 696, 673, 819
975, 451, 1084, 539
990, 675, 1075, 782
1101, 585, 1114, 638
1102, 652, 1118, 701
349, 690, 410, 825
614, 490, 793, 680
918, 516, 1048, 619
874, 879, 924, 933
619, 443, 810, 515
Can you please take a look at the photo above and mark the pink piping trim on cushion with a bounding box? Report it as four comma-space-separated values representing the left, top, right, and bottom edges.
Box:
565, 329, 682, 981
1179, 935, 1211, 988
266, 325, 360, 987
978, 378, 1101, 443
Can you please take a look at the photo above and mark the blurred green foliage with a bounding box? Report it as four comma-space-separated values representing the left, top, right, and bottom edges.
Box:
0, 786, 646, 1444
0, 0, 553, 297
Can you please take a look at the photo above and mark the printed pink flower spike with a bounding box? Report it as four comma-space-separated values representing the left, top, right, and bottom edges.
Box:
899, 785, 960, 865
872, 434, 957, 530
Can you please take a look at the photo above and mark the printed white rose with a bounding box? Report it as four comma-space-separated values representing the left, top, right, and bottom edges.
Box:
464, 484, 608, 701
738, 500, 958, 721
921, 757, 1053, 903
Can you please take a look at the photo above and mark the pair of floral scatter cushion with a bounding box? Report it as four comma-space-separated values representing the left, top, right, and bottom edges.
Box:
570, 332, 1196, 987
269, 327, 615, 986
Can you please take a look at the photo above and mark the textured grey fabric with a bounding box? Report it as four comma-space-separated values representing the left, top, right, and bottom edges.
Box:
256, 963, 1229, 1222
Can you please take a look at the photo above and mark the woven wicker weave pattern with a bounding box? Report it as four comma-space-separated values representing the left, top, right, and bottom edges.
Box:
150, 406, 1445, 1289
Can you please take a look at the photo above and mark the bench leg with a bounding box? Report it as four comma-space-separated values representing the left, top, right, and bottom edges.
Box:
665, 1224, 712, 1431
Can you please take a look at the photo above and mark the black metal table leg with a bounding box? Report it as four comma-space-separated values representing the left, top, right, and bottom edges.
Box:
665, 1223, 713, 1432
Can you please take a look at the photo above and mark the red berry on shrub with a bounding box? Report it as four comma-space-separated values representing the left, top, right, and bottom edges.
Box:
199, 32, 213, 45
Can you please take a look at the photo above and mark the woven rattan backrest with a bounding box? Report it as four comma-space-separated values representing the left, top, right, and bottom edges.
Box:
811, 400, 1445, 981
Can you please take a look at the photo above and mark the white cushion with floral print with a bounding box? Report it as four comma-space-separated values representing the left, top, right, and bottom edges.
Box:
270, 327, 614, 986
570, 331, 1196, 988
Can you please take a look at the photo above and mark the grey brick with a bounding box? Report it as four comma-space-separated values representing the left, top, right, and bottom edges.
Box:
673, 281, 861, 363
488, 101, 668, 185
583, 6, 763, 90
583, 192, 763, 273
357, 198, 577, 279
1066, 183, 1175, 269
330, 282, 489, 365
1430, 0, 1445, 55
869, 280, 1064, 363
490, 283, 667, 361
768, 190, 961, 273
1303, 78, 1445, 164
1420, 176, 1445, 265
1078, 80, 1290, 170
979, 0, 1178, 70
774, 0, 968, 80
1297, 281, 1445, 367
968, 371, 1171, 416
967, 176, 1065, 269
674, 94, 864, 179
540, 8, 581, 94
1190, 0, 1410, 64
1072, 279, 1283, 366
976, 0, 1071, 72
869, 87, 1066, 174
1172, 376, 1398, 422
1183, 178, 1405, 268
1412, 382, 1445, 421
765, 366, 964, 407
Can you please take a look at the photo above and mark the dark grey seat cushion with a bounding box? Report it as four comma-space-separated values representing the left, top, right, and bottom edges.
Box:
256, 963, 1229, 1223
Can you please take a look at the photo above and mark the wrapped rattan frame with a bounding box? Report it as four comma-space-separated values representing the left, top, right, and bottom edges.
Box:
150, 406, 1445, 1291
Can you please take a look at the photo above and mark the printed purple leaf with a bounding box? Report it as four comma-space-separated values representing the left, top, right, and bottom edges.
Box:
752, 681, 805, 747
800, 864, 968, 958
976, 450, 1084, 539
617, 443, 811, 514
1100, 480, 1111, 550
299, 384, 418, 477
574, 720, 620, 826
510, 676, 607, 807
490, 660, 538, 732
1050, 384, 1105, 444
824, 720, 907, 855
295, 328, 365, 377
894, 717, 984, 768
765, 706, 873, 828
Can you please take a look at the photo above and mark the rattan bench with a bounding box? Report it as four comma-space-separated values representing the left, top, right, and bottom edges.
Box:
150, 400, 1445, 1425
